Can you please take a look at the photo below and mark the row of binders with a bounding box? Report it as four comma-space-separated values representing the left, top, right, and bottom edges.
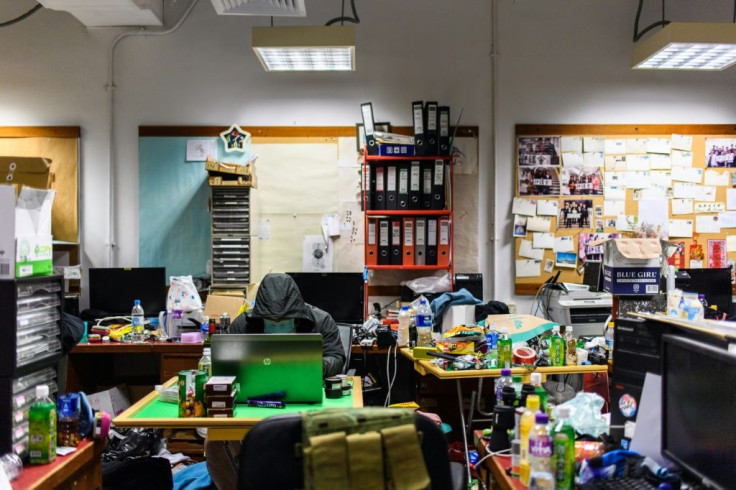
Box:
367, 217, 451, 266
361, 101, 451, 156
364, 159, 448, 211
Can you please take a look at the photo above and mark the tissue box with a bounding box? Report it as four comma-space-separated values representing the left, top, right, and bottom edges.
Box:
441, 304, 476, 332
594, 238, 662, 295
0, 185, 56, 279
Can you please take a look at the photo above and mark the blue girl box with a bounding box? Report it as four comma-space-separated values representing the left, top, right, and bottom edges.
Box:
592, 238, 663, 295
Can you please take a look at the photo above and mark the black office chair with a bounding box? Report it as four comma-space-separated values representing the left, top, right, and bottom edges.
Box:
336, 323, 354, 373
237, 409, 465, 490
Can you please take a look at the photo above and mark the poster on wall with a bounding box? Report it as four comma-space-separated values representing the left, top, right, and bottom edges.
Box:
561, 167, 604, 196
518, 167, 561, 196
666, 241, 686, 269
578, 233, 620, 263
708, 239, 727, 269
518, 136, 561, 167
558, 199, 593, 229
705, 138, 736, 168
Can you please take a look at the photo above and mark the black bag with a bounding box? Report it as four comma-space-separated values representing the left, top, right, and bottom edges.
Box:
102, 457, 173, 490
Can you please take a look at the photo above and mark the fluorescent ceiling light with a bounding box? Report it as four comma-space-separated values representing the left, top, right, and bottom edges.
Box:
252, 26, 355, 72
632, 22, 736, 71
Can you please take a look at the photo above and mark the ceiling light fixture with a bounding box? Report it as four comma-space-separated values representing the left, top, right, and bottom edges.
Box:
252, 25, 355, 72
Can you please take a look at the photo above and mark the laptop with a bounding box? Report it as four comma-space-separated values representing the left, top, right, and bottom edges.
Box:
211, 334, 324, 404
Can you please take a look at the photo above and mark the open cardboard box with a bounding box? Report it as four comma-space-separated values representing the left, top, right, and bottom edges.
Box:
204, 294, 246, 321
591, 238, 663, 295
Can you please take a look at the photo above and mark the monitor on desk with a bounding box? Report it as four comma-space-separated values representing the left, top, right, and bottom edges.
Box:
662, 334, 736, 488
89, 267, 166, 317
675, 267, 733, 316
286, 272, 364, 324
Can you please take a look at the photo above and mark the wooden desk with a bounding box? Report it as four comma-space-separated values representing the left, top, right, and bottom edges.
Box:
12, 439, 105, 490
114, 377, 363, 441
67, 342, 203, 396
473, 431, 522, 490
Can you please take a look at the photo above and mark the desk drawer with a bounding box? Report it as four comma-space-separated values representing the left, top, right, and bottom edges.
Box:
161, 353, 201, 382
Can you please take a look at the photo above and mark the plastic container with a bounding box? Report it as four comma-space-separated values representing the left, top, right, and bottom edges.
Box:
551, 405, 575, 490
519, 394, 540, 486
198, 348, 212, 377
397, 306, 411, 346
131, 299, 145, 342
29, 385, 56, 464
604, 322, 615, 360
530, 372, 547, 414
0, 452, 22, 481
498, 327, 512, 369
564, 326, 578, 366
495, 368, 513, 405
528, 412, 554, 488
549, 325, 565, 366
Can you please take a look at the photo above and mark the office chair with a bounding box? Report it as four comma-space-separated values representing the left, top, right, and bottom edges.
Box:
237, 408, 465, 490
336, 323, 354, 374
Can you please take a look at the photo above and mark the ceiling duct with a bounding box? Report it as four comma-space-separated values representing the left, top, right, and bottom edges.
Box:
37, 0, 163, 27
210, 0, 306, 17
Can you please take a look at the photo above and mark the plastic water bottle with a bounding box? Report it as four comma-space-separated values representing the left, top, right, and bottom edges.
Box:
198, 347, 212, 377
551, 405, 575, 490
495, 368, 513, 405
29, 385, 56, 464
0, 453, 22, 481
528, 413, 554, 489
131, 299, 145, 342
398, 306, 411, 346
530, 372, 547, 414
170, 298, 184, 338
549, 325, 565, 366
604, 321, 615, 360
415, 299, 433, 346
498, 327, 512, 369
564, 326, 578, 366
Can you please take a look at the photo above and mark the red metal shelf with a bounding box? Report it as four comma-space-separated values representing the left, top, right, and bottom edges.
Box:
363, 154, 452, 162
366, 265, 453, 271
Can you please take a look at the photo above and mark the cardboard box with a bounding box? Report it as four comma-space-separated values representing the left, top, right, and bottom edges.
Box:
0, 185, 56, 279
441, 304, 476, 332
0, 157, 53, 189
594, 238, 662, 295
205, 156, 256, 187
203, 294, 245, 321
86, 385, 131, 416
485, 314, 559, 343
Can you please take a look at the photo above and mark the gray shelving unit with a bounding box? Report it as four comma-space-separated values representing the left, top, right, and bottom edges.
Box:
210, 186, 250, 293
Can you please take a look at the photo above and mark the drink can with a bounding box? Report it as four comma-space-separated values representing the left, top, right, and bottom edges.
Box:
178, 370, 207, 417
219, 313, 230, 333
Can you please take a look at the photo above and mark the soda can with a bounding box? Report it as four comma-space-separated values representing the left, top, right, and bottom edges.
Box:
178, 370, 207, 417
219, 313, 230, 334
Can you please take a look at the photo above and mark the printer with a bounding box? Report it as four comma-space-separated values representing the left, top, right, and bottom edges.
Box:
546, 285, 612, 337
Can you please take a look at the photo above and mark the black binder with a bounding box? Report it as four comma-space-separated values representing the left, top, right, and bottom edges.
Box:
426, 218, 438, 266
361, 102, 378, 155
421, 161, 433, 209
431, 159, 446, 210
409, 161, 421, 210
378, 218, 390, 265
390, 219, 402, 265
397, 166, 409, 210
412, 101, 426, 156
385, 164, 398, 210
439, 106, 451, 156
374, 163, 386, 210
425, 101, 438, 156
415, 218, 426, 266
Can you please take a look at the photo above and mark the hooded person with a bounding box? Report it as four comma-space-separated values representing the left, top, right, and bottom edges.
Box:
227, 272, 345, 377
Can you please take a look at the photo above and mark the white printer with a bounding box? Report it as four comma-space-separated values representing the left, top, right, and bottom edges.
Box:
547, 285, 612, 337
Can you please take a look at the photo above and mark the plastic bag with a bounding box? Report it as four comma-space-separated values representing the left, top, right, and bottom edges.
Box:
401, 272, 451, 294
555, 392, 609, 437
167, 276, 202, 312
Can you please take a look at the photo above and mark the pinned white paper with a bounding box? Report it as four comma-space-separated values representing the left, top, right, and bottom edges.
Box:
624, 171, 651, 189
672, 182, 696, 199
668, 219, 693, 238
646, 138, 671, 154
648, 154, 671, 170
583, 152, 604, 167
695, 215, 720, 234
561, 136, 583, 153
693, 186, 716, 202
649, 171, 672, 188
626, 154, 650, 171
635, 187, 666, 200
604, 186, 626, 201
604, 200, 625, 217
526, 216, 552, 233
671, 167, 702, 184
554, 236, 575, 252
516, 259, 541, 278
617, 215, 638, 232
728, 189, 736, 210
519, 239, 544, 260
638, 199, 669, 235
671, 199, 693, 215
605, 172, 625, 187
583, 137, 604, 153
625, 138, 647, 154
670, 134, 693, 151
303, 235, 333, 272
604, 139, 626, 155
562, 152, 584, 167
605, 155, 627, 171
704, 170, 730, 187
512, 197, 537, 217
532, 232, 555, 249
671, 150, 693, 167
695, 202, 725, 213
727, 235, 736, 252
536, 200, 559, 216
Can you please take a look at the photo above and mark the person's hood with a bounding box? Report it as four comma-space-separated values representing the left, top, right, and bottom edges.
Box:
251, 273, 311, 321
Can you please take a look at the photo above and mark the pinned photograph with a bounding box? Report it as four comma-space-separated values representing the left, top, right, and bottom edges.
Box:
606, 218, 617, 228
555, 251, 577, 268
595, 220, 605, 233
544, 259, 554, 273
518, 167, 561, 196
594, 205, 603, 218
518, 136, 561, 167
561, 167, 603, 196
579, 232, 619, 262
705, 138, 736, 168
513, 216, 528, 237
558, 199, 593, 229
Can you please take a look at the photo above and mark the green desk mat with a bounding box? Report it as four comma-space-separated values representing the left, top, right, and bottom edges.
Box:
134, 392, 355, 419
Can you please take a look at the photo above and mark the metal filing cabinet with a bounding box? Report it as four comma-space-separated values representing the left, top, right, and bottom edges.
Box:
210, 187, 250, 293
0, 275, 64, 457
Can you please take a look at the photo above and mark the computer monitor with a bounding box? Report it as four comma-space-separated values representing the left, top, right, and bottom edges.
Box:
286, 272, 364, 324
582, 261, 603, 292
89, 267, 166, 317
674, 268, 733, 315
662, 334, 736, 488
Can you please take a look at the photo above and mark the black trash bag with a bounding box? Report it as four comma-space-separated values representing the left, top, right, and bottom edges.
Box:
102, 428, 164, 462
102, 456, 173, 490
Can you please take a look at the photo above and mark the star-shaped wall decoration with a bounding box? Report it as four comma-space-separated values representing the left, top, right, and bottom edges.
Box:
220, 124, 251, 153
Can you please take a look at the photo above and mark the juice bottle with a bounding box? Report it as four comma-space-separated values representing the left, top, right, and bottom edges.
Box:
530, 372, 547, 414
29, 385, 56, 464
549, 325, 565, 366
497, 327, 512, 369
519, 394, 540, 486
57, 393, 80, 447
551, 405, 575, 490
565, 326, 578, 366
528, 413, 554, 489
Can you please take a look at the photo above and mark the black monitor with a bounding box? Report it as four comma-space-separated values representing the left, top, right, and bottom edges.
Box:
662, 334, 736, 488
674, 268, 733, 315
582, 261, 603, 292
89, 267, 167, 317
286, 272, 364, 324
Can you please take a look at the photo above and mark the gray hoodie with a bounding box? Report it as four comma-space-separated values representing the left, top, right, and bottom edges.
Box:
228, 273, 345, 377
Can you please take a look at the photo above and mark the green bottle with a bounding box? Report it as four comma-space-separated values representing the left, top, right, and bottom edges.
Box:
551, 405, 575, 490
530, 372, 547, 413
549, 325, 565, 366
29, 384, 56, 464
497, 327, 513, 369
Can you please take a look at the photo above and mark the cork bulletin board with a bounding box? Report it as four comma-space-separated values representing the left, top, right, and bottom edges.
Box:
513, 124, 736, 296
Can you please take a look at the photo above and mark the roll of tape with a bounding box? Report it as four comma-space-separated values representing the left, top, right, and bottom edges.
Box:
513, 346, 536, 365
94, 411, 111, 440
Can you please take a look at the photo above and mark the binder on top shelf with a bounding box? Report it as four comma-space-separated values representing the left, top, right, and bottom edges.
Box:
374, 164, 386, 210
412, 100, 426, 156
402, 217, 415, 266
378, 219, 390, 265
366, 220, 378, 266
409, 161, 421, 210
361, 102, 378, 155
425, 101, 439, 156
397, 166, 409, 210
390, 219, 402, 265
439, 106, 451, 156
421, 161, 433, 209
431, 159, 446, 210
426, 218, 438, 266
386, 164, 398, 210
438, 217, 451, 267
415, 217, 427, 266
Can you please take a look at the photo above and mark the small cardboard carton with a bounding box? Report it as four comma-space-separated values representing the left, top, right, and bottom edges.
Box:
87, 385, 131, 416
0, 156, 54, 189
485, 314, 558, 343
205, 156, 256, 187
0, 185, 56, 279
593, 238, 663, 295
203, 294, 246, 321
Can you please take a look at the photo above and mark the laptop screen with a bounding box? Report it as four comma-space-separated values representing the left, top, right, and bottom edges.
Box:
89, 267, 166, 317
286, 272, 364, 324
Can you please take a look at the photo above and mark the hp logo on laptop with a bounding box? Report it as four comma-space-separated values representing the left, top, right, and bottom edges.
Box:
263, 358, 272, 366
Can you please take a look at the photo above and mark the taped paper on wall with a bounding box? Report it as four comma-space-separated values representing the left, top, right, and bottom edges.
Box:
536, 200, 558, 216
646, 138, 671, 154
728, 189, 736, 210
583, 137, 604, 152
532, 232, 554, 249
695, 215, 720, 234
694, 202, 725, 214
670, 134, 693, 151
512, 197, 537, 217
648, 154, 671, 170
519, 239, 544, 260
554, 236, 575, 252
516, 259, 541, 278
303, 235, 333, 272
668, 219, 693, 238
605, 155, 627, 171
604, 139, 626, 155
671, 199, 693, 215
604, 200, 625, 217
671, 167, 702, 184
625, 138, 647, 154
526, 216, 552, 233
561, 136, 583, 153
703, 170, 729, 187
693, 186, 716, 202
717, 212, 736, 228
626, 154, 650, 171
562, 152, 584, 167
671, 150, 693, 167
